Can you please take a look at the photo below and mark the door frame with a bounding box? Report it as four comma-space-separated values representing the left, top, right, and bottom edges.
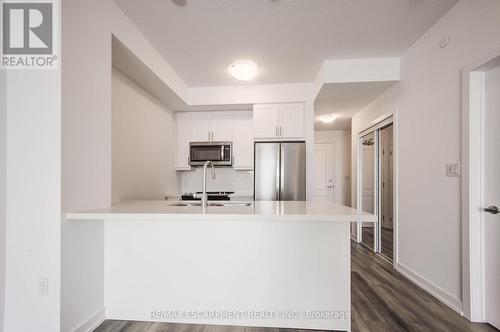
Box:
313, 143, 335, 202
355, 114, 398, 268
461, 47, 500, 322
356, 131, 379, 249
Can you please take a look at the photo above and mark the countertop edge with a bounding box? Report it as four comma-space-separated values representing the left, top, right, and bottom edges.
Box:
66, 212, 376, 223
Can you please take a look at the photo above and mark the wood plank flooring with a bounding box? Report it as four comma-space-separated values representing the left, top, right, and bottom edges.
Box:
362, 227, 394, 262
94, 242, 497, 332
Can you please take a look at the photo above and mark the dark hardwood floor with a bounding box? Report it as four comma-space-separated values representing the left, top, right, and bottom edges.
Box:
362, 227, 393, 262
94, 242, 497, 332
350, 242, 496, 332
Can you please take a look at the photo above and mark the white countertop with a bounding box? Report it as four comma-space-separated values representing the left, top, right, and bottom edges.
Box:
66, 200, 376, 223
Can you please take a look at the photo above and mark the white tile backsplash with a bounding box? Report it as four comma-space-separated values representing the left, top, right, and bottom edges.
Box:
180, 167, 253, 195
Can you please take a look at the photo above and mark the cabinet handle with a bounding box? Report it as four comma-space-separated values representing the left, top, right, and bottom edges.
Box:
275, 126, 278, 137
280, 126, 283, 136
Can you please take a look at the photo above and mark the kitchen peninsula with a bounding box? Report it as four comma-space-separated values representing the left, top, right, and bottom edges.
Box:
67, 201, 376, 332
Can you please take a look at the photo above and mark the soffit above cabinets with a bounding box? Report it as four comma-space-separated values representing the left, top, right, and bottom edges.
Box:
112, 37, 253, 112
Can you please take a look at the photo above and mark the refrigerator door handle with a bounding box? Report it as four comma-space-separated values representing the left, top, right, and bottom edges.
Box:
276, 144, 281, 200
279, 144, 284, 200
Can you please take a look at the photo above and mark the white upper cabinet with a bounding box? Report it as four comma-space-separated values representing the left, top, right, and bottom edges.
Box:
278, 103, 305, 139
189, 111, 233, 142
253, 104, 280, 139
175, 112, 191, 170
253, 103, 305, 140
211, 111, 233, 141
232, 111, 254, 170
189, 112, 211, 141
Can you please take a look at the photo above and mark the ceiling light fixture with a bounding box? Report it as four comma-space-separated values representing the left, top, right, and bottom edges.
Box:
228, 60, 259, 81
319, 114, 338, 124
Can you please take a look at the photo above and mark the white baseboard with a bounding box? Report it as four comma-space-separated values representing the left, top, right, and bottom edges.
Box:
396, 262, 463, 315
71, 307, 106, 332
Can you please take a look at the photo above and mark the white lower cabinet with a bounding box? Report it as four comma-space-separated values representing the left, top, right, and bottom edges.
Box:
232, 111, 254, 170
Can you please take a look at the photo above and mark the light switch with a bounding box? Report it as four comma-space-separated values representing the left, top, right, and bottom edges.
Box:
38, 277, 48, 296
446, 163, 461, 177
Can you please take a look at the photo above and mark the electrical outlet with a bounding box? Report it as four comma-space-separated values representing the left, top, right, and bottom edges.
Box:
446, 163, 461, 177
38, 277, 48, 296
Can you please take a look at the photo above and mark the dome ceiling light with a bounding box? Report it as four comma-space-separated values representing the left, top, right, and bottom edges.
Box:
319, 114, 338, 124
228, 60, 259, 81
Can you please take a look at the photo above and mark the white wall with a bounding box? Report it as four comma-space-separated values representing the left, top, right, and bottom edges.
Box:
351, 0, 500, 313
0, 62, 6, 331
189, 83, 312, 106
61, 0, 188, 330
313, 58, 400, 99
1, 1, 62, 330
314, 131, 351, 206
4, 61, 62, 332
112, 69, 178, 202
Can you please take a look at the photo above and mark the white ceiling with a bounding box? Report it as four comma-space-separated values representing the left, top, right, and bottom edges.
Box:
314, 81, 396, 130
115, 0, 458, 87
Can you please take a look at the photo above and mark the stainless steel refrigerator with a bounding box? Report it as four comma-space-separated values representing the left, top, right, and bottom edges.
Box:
254, 142, 306, 201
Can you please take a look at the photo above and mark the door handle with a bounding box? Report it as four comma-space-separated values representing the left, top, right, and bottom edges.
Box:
326, 185, 333, 189
483, 205, 499, 215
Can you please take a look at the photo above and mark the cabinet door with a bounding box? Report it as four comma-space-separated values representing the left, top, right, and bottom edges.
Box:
253, 104, 279, 139
189, 112, 211, 141
232, 111, 254, 170
175, 112, 191, 170
211, 111, 233, 141
278, 103, 305, 139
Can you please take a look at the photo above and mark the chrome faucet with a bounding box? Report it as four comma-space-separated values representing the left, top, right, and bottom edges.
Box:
201, 160, 216, 207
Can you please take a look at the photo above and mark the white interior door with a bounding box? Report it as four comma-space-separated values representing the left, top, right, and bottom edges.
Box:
483, 62, 500, 329
312, 144, 334, 201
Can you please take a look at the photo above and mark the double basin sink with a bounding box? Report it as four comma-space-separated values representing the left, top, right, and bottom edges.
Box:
169, 202, 252, 207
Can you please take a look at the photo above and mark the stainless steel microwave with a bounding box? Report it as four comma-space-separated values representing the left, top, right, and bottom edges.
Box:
189, 142, 232, 166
